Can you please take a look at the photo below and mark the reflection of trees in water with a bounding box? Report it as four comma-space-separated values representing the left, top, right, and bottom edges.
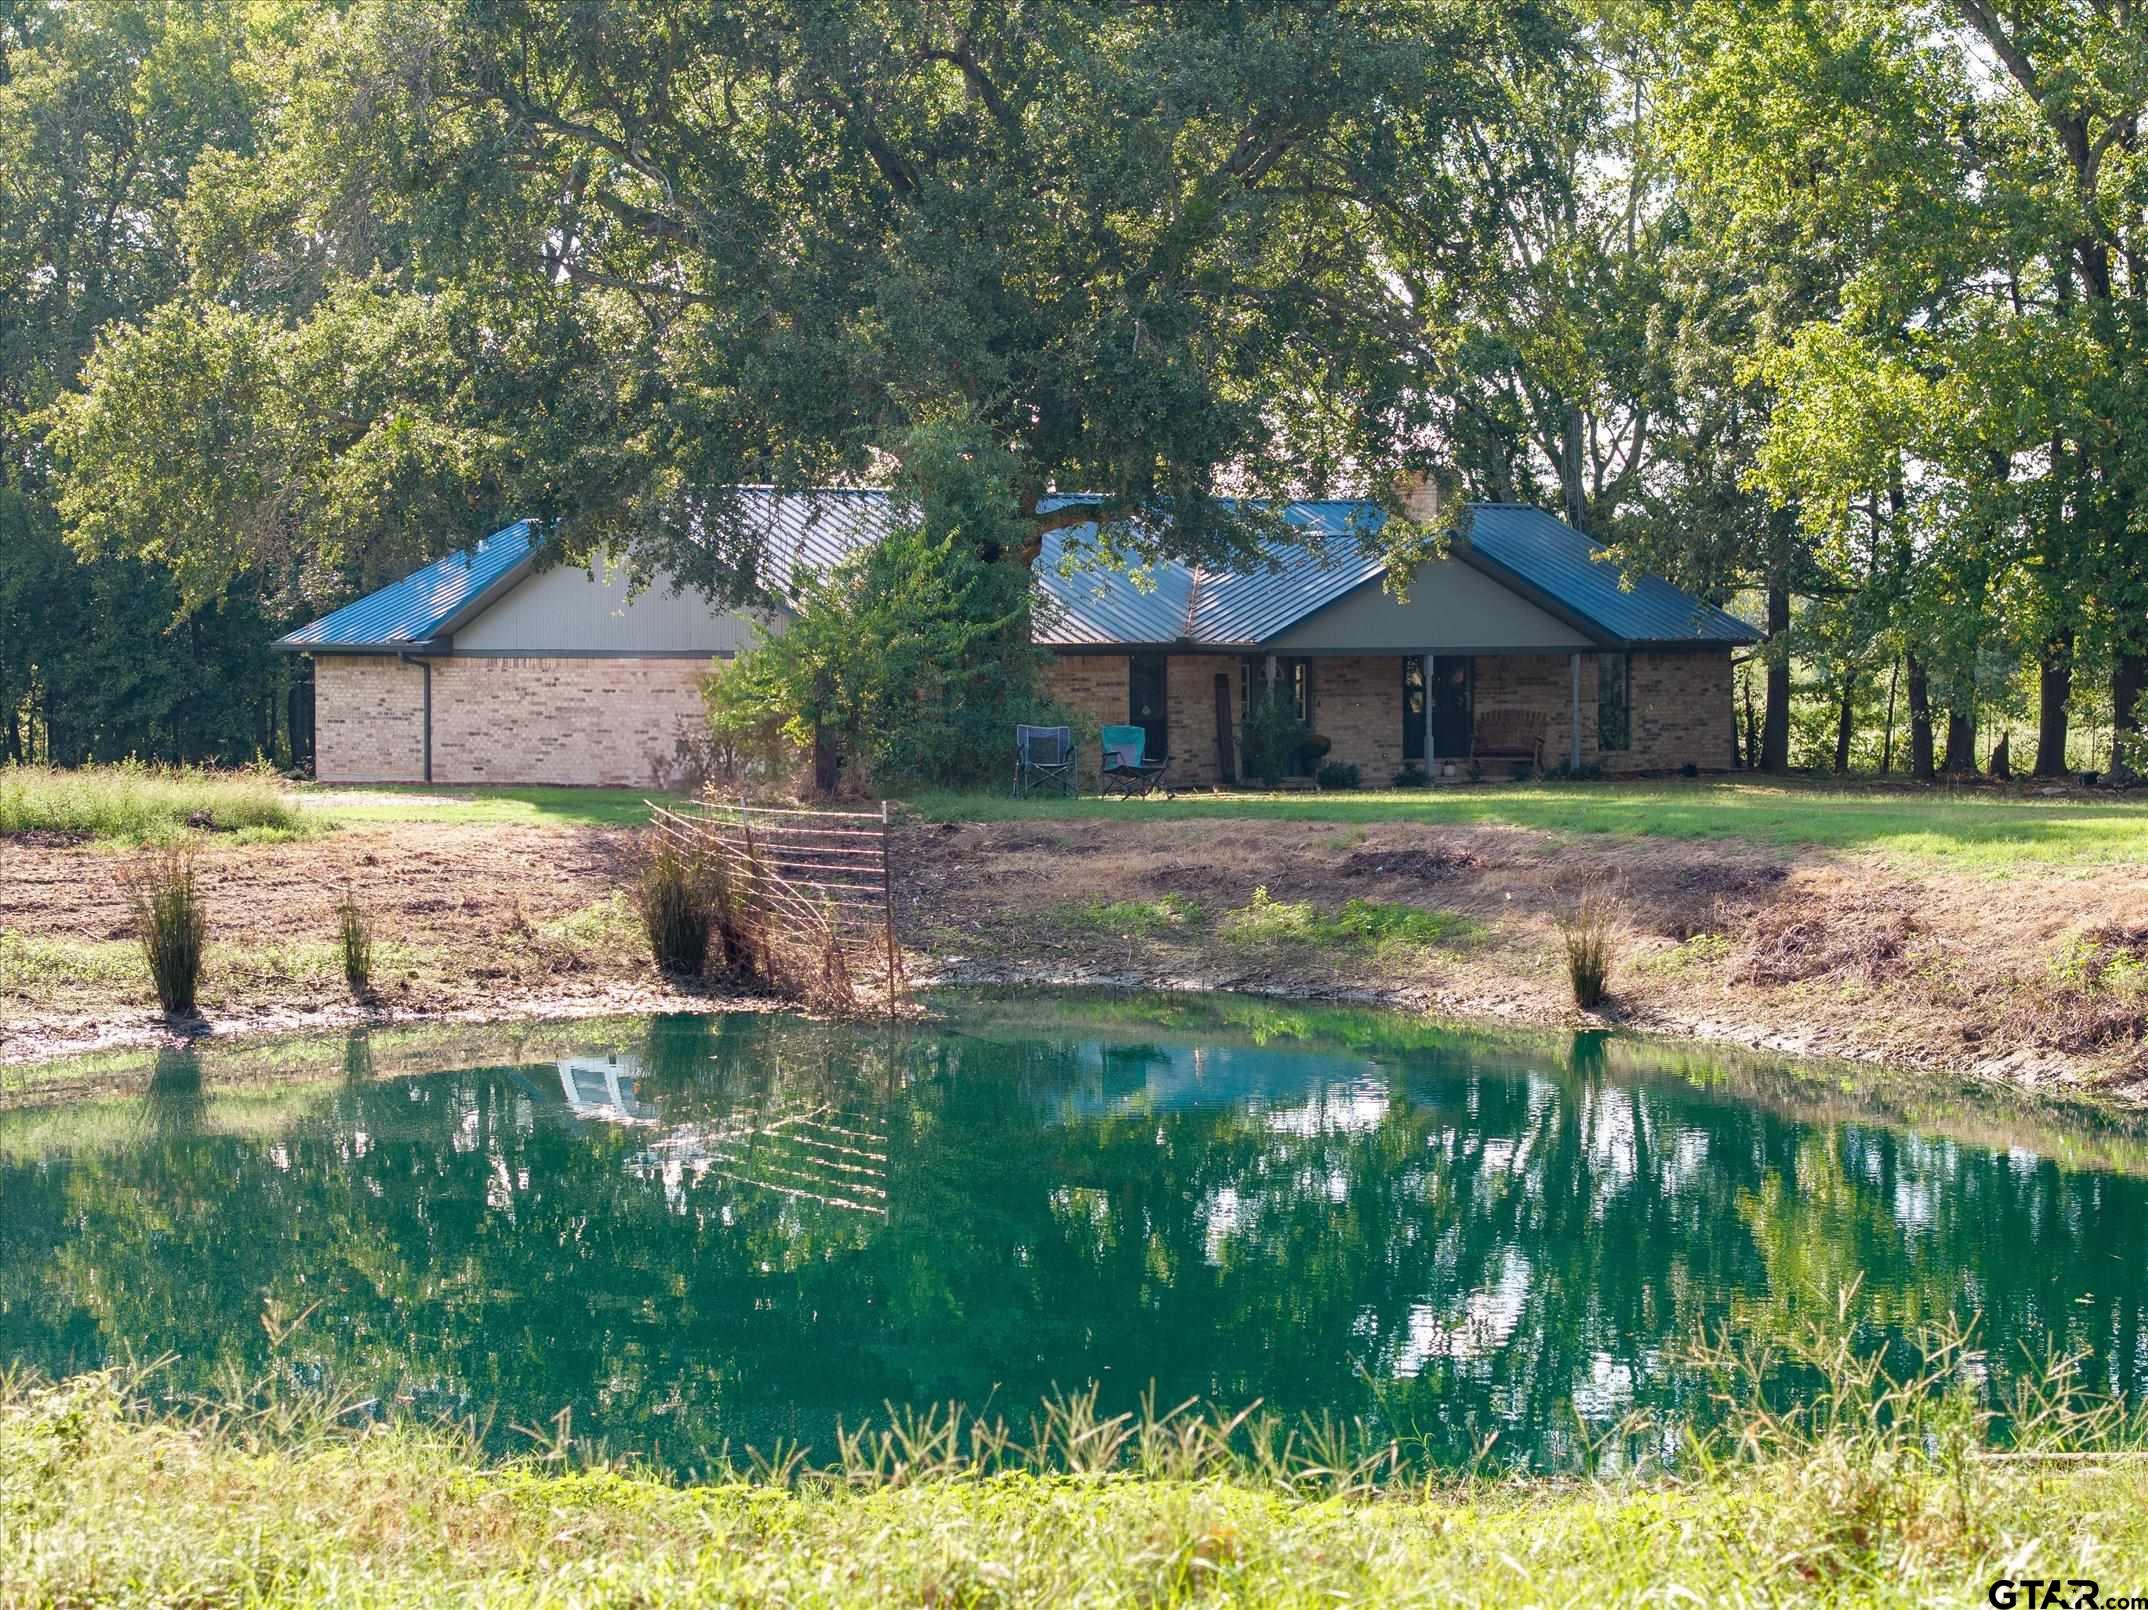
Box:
1, 1013, 2146, 1473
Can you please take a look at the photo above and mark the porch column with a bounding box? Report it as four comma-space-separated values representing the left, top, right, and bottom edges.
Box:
1422, 653, 1435, 768
1264, 653, 1277, 694
1569, 652, 1582, 769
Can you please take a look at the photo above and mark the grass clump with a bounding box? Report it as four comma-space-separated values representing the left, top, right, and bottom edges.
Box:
1223, 886, 1477, 952
123, 848, 207, 1015
0, 760, 310, 844
334, 885, 374, 1001
1558, 882, 1622, 1009
1062, 892, 1203, 938
633, 840, 715, 976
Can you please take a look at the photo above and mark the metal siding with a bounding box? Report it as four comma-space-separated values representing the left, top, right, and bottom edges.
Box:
453, 556, 769, 655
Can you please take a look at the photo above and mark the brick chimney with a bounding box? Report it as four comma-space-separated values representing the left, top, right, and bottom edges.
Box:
1394, 470, 1450, 528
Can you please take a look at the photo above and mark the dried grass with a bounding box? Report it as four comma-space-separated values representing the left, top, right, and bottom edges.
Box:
1558, 880, 1623, 1010
1732, 892, 1920, 986
123, 847, 206, 1015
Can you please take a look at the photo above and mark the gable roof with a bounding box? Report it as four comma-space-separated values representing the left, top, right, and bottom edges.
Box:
278, 493, 1757, 654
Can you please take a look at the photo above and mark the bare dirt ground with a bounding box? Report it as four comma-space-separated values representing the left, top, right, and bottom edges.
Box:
6, 810, 2147, 1098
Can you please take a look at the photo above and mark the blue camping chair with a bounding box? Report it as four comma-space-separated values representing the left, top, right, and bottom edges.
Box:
1100, 724, 1172, 799
1013, 724, 1076, 798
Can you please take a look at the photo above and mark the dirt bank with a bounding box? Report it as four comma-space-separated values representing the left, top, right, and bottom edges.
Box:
5, 810, 2145, 1097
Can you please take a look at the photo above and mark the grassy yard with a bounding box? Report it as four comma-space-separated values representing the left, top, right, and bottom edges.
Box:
0, 762, 314, 844
5, 1358, 2144, 1606
301, 783, 684, 830
910, 779, 2148, 869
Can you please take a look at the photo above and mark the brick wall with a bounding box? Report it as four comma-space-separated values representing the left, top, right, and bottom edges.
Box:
1625, 651, 1735, 773
1474, 653, 1599, 774
1310, 656, 1408, 783
430, 658, 713, 787
315, 656, 426, 783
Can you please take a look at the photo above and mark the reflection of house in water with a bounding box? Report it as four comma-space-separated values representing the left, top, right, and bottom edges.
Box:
542, 1053, 889, 1218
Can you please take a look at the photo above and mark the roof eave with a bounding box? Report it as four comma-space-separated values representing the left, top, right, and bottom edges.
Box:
1450, 542, 1623, 649
276, 636, 452, 656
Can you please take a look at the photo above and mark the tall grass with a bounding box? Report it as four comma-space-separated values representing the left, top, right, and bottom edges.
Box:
4, 1308, 2145, 1605
334, 885, 374, 1000
123, 848, 206, 1015
0, 760, 308, 843
1559, 881, 1622, 1009
634, 841, 715, 975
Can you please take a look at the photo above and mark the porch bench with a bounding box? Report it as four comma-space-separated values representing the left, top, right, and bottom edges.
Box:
1470, 707, 1547, 774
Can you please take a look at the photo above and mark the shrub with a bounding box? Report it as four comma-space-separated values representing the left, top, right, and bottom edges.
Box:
124, 848, 206, 1014
635, 841, 714, 975
1316, 761, 1360, 791
1241, 691, 1313, 786
335, 885, 374, 1000
1559, 883, 1622, 1010
1390, 764, 1430, 789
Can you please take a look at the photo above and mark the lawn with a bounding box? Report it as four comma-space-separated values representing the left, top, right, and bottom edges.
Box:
909, 779, 2148, 869
300, 783, 683, 830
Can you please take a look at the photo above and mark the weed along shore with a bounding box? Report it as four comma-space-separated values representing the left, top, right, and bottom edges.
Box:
8, 772, 2148, 1097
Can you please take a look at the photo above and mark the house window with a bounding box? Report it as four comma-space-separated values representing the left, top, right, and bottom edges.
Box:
1129, 653, 1168, 759
1403, 659, 1426, 762
1239, 656, 1314, 776
1598, 652, 1632, 752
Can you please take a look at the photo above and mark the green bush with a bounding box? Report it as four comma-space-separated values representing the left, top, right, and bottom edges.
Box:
707, 522, 1073, 792
1560, 883, 1621, 1009
1316, 761, 1360, 790
1241, 691, 1313, 786
124, 848, 206, 1014
1390, 764, 1430, 788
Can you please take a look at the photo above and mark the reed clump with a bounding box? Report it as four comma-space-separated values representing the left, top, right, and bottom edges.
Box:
123, 847, 207, 1015
1559, 879, 1622, 1009
335, 885, 374, 1000
635, 841, 716, 975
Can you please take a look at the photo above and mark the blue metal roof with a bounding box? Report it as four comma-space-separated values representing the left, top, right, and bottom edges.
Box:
281, 495, 1756, 655
277, 521, 538, 650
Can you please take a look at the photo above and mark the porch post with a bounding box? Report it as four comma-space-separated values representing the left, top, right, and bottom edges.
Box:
1422, 653, 1435, 769
1569, 652, 1582, 770
1264, 653, 1277, 694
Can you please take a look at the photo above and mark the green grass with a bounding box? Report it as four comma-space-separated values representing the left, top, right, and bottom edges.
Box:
1059, 892, 1205, 938
1220, 887, 1479, 952
0, 761, 314, 845
907, 779, 2148, 869
0, 930, 427, 1001
6, 1323, 2147, 1607
306, 784, 684, 830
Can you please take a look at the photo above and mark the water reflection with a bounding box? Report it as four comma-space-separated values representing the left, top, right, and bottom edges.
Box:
2, 1002, 2145, 1472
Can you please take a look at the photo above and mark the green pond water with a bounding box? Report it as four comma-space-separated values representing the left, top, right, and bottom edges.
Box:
5, 991, 2148, 1474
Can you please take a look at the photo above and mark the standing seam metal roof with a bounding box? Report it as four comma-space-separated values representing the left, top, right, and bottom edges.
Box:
279, 495, 1758, 652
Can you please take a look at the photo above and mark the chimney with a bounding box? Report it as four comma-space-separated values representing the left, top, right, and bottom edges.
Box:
1395, 470, 1450, 528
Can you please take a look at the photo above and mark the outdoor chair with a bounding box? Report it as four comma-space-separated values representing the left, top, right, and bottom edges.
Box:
1013, 723, 1076, 798
1470, 708, 1547, 775
1100, 724, 1173, 799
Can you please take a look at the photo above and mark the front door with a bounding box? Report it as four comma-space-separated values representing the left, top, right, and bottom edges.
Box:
1431, 655, 1473, 761
1129, 653, 1168, 760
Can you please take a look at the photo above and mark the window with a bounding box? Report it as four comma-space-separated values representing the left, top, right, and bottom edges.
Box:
1403, 659, 1426, 762
1239, 657, 1315, 775
1597, 652, 1631, 752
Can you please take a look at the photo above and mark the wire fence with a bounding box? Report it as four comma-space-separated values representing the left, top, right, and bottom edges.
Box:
647, 798, 904, 1014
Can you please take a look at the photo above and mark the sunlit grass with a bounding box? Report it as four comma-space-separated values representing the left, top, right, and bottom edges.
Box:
305, 784, 683, 830
0, 761, 314, 845
1220, 887, 1479, 953
906, 780, 2148, 869
1058, 892, 1205, 938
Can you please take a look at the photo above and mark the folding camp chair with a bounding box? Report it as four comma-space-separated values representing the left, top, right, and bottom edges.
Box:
1013, 724, 1076, 798
1100, 723, 1173, 799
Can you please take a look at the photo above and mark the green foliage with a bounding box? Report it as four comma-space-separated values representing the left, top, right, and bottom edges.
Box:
1060, 893, 1203, 939
1239, 690, 1313, 787
124, 848, 207, 1014
1222, 887, 1477, 952
633, 843, 714, 976
0, 762, 309, 844
708, 519, 1070, 791
1316, 761, 1361, 791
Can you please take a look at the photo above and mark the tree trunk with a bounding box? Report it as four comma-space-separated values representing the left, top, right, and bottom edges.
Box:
2113, 651, 2148, 783
1906, 654, 1935, 781
1760, 574, 1791, 772
1987, 732, 2011, 780
1943, 707, 1977, 774
1832, 669, 1857, 773
1740, 663, 1760, 770
1879, 658, 1900, 775
811, 723, 840, 797
2033, 628, 2074, 777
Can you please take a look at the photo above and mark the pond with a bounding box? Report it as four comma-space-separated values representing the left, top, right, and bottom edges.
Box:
4, 990, 2148, 1475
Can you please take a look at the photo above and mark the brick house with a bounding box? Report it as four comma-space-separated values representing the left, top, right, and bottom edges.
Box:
280, 489, 1758, 787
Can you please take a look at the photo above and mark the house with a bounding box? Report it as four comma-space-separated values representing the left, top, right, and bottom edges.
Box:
277, 487, 1758, 788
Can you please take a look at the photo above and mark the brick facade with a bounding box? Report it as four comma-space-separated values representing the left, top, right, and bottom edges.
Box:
314, 654, 715, 788
1040, 648, 1734, 787
315, 656, 427, 784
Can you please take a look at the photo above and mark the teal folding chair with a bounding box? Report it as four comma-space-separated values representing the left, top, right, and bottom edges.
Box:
1100, 724, 1172, 799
